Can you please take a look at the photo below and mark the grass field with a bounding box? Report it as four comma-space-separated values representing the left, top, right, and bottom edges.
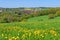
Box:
0, 15, 60, 40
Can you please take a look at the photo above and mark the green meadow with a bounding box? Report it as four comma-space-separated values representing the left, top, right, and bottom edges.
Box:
0, 15, 60, 40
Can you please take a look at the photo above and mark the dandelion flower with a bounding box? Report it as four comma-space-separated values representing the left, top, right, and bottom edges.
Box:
54, 33, 57, 36
16, 36, 19, 39
40, 34, 44, 38
42, 35, 44, 38
5, 36, 8, 39
22, 34, 26, 39
12, 37, 15, 39
14, 38, 17, 40
18, 33, 19, 36
1, 34, 4, 37
9, 38, 12, 40
29, 32, 31, 37
34, 30, 40, 36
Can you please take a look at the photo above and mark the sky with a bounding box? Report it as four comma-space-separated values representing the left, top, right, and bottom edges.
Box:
0, 0, 60, 8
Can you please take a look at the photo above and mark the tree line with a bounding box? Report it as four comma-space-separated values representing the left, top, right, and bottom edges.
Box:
0, 7, 60, 23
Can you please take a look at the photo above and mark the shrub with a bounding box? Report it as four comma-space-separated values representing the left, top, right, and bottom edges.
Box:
48, 14, 55, 19
55, 11, 60, 16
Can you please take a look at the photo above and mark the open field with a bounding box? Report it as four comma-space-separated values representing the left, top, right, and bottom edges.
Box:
0, 15, 60, 40
0, 0, 60, 40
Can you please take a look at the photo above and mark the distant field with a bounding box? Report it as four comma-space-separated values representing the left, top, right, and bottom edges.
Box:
27, 15, 60, 22
0, 15, 60, 40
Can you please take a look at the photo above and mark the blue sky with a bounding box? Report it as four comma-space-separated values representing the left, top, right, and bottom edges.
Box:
0, 0, 60, 8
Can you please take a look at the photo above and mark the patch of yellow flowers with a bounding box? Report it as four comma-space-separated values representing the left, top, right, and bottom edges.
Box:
34, 30, 41, 36
0, 26, 58, 40
50, 29, 57, 36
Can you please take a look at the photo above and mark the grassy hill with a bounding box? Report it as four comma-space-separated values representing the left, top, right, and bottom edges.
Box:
0, 15, 60, 40
27, 15, 60, 22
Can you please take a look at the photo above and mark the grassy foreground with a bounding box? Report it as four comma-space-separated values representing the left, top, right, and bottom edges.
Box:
0, 16, 60, 40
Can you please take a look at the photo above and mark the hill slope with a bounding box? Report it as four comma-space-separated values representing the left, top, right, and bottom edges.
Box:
0, 15, 60, 40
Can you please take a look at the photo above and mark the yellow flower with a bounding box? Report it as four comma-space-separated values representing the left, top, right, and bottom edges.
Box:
22, 34, 26, 39
34, 30, 40, 36
14, 38, 17, 40
16, 36, 19, 39
45, 33, 47, 35
54, 34, 57, 36
50, 30, 57, 36
9, 38, 12, 40
1, 33, 4, 37
44, 30, 48, 35
23, 29, 30, 33
5, 36, 8, 39
40, 34, 44, 38
12, 37, 15, 39
29, 32, 31, 37
12, 37, 18, 40
18, 33, 19, 36
42, 35, 44, 38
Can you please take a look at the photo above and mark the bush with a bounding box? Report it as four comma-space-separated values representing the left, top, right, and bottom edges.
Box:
55, 11, 60, 16
48, 14, 55, 19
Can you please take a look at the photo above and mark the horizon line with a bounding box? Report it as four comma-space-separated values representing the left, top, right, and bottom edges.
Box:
0, 6, 60, 8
